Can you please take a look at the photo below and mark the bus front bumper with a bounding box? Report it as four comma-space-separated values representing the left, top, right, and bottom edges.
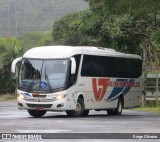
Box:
17, 97, 69, 111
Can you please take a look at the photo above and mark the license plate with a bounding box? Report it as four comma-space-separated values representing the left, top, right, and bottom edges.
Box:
35, 107, 44, 110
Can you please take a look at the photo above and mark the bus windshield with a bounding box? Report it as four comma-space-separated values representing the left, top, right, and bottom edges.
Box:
19, 59, 69, 93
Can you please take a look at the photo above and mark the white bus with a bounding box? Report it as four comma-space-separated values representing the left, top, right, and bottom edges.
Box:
11, 46, 142, 117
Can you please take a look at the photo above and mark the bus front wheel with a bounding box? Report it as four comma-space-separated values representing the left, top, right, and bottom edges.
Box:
27, 110, 46, 118
66, 98, 85, 117
107, 97, 123, 115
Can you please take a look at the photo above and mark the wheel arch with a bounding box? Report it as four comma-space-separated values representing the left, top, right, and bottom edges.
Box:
76, 93, 85, 108
78, 94, 84, 102
75, 92, 84, 102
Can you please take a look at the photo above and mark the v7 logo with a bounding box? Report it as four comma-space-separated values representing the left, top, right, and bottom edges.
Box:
92, 78, 110, 102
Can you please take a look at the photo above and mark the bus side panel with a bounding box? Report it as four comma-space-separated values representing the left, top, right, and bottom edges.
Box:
123, 78, 142, 108
65, 85, 77, 110
76, 77, 117, 110
123, 92, 141, 108
76, 76, 142, 109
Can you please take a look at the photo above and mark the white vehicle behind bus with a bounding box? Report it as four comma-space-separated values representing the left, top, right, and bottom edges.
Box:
11, 46, 143, 117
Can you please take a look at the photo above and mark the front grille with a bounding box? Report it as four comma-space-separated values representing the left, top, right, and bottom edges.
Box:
26, 103, 52, 108
25, 98, 54, 102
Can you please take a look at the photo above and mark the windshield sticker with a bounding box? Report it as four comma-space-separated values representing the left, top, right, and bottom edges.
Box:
24, 93, 31, 97
40, 82, 47, 88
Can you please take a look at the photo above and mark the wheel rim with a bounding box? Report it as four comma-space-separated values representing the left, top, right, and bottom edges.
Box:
75, 102, 81, 113
118, 101, 122, 113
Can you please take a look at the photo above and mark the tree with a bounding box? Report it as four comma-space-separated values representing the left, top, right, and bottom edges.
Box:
85, 0, 160, 17
93, 0, 160, 70
0, 37, 23, 93
0, 37, 22, 69
52, 9, 110, 47
51, 0, 160, 71
19, 32, 53, 52
148, 29, 160, 71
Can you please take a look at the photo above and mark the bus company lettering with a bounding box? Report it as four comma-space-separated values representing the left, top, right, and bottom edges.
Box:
108, 80, 140, 88
92, 78, 140, 102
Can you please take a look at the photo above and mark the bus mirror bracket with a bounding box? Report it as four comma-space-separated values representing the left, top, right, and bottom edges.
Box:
70, 57, 76, 74
11, 57, 22, 74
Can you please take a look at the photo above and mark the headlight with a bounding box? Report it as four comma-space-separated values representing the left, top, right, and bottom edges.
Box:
56, 94, 66, 100
17, 93, 24, 99
57, 95, 63, 100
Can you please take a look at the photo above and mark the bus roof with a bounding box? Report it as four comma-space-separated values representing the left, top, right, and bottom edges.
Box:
23, 46, 141, 59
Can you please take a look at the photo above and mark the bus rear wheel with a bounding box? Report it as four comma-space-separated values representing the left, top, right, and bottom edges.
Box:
66, 98, 85, 117
27, 110, 46, 118
107, 97, 123, 115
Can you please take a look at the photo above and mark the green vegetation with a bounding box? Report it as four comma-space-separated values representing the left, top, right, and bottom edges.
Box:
0, 37, 23, 93
52, 0, 160, 71
134, 101, 160, 113
134, 107, 160, 113
19, 32, 53, 52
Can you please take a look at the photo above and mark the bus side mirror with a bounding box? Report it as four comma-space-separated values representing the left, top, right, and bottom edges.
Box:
11, 57, 22, 78
70, 57, 76, 74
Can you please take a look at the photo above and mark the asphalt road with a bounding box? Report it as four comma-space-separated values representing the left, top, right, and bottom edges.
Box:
0, 101, 160, 142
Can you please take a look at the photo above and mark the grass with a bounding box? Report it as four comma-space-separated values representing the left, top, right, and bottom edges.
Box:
133, 107, 160, 113
0, 94, 16, 102
133, 101, 160, 113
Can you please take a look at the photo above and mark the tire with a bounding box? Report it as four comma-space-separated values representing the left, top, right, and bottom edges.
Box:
27, 110, 46, 118
107, 109, 116, 115
107, 97, 123, 115
66, 98, 85, 117
82, 110, 89, 116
